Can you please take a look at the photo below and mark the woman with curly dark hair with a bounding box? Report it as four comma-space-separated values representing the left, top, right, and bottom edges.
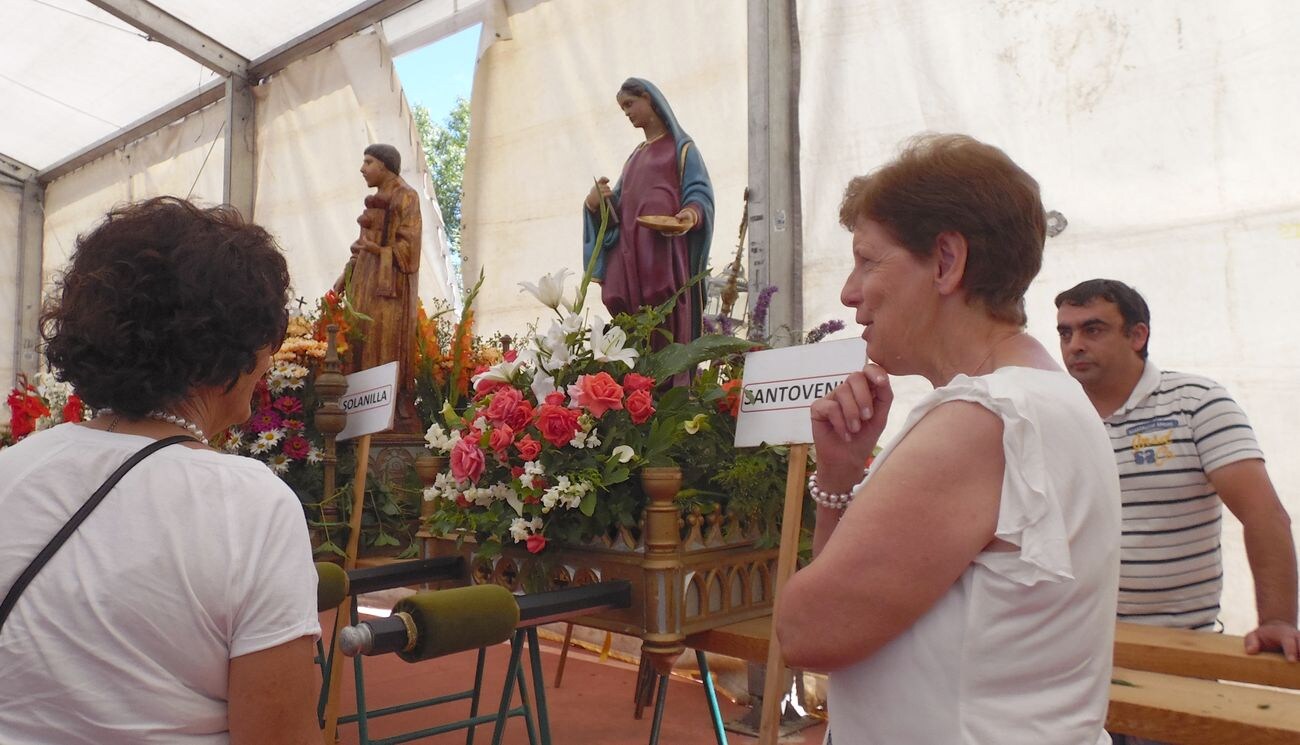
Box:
0, 197, 320, 744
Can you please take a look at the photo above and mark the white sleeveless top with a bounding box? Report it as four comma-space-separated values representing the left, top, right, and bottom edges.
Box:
827, 368, 1120, 744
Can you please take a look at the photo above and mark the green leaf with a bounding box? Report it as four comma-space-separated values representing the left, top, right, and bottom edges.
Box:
603, 466, 630, 486
579, 489, 598, 517
372, 531, 400, 547
640, 335, 755, 381
314, 541, 346, 558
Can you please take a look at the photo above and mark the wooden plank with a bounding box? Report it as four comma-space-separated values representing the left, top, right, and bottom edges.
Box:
1108, 667, 1300, 745
756, 442, 809, 745
1115, 622, 1300, 690
686, 616, 773, 664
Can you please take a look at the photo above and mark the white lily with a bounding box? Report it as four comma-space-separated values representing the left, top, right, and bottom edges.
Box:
611, 445, 635, 463
589, 317, 638, 367
530, 370, 557, 402
539, 321, 574, 370
560, 311, 585, 335
472, 357, 526, 387
518, 269, 573, 310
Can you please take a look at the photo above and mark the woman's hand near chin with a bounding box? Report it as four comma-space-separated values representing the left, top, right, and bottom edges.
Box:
810, 362, 892, 491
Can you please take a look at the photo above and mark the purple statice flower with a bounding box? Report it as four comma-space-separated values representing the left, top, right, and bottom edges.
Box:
805, 319, 847, 344
747, 285, 779, 342
751, 286, 778, 328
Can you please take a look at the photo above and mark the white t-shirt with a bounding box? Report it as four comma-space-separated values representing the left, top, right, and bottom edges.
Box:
0, 424, 320, 744
827, 368, 1121, 744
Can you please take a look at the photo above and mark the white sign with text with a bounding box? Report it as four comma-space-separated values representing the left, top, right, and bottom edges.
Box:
336, 362, 399, 442
734, 338, 867, 447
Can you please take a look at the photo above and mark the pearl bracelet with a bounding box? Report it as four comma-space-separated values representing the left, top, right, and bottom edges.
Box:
807, 469, 868, 510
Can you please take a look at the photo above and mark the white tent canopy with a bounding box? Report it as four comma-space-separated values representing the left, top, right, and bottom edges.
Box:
2, 0, 1298, 636
1, 0, 488, 389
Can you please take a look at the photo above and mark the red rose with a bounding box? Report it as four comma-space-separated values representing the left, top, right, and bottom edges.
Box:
455, 494, 471, 509
62, 394, 85, 423
504, 350, 518, 362
505, 399, 534, 432
450, 435, 486, 483
474, 378, 509, 399
544, 391, 566, 406
484, 387, 523, 425
510, 465, 526, 478
569, 372, 624, 419
489, 424, 515, 456
515, 434, 542, 461
625, 389, 656, 425
534, 403, 581, 448
622, 373, 656, 393
525, 534, 548, 554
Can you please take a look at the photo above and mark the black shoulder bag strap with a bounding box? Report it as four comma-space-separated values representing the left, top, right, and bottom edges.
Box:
0, 434, 196, 633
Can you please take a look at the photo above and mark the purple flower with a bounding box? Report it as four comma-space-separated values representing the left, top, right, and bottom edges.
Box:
753, 286, 778, 325
748, 285, 779, 341
702, 316, 719, 334
719, 316, 737, 336
805, 319, 847, 344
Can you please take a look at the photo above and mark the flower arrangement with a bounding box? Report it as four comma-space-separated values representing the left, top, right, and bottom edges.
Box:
214, 313, 325, 491
422, 268, 753, 556
3, 372, 86, 446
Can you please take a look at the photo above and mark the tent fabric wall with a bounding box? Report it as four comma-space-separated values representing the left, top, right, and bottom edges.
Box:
37, 31, 454, 345
798, 0, 1300, 634
458, 0, 748, 337
42, 103, 227, 281
0, 184, 21, 396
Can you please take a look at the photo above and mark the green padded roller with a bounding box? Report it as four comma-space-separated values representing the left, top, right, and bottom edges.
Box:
392, 584, 519, 662
315, 561, 350, 612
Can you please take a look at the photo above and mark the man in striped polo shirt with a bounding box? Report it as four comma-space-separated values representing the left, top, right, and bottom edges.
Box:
1054, 279, 1298, 659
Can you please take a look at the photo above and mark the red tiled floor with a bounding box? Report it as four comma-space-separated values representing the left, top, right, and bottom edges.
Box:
321, 613, 826, 745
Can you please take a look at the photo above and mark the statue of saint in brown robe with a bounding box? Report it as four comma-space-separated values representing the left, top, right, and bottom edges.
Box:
334, 144, 423, 434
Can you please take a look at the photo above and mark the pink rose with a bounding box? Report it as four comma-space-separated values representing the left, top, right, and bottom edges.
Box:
625, 389, 656, 425
568, 372, 625, 419
474, 378, 509, 399
515, 434, 542, 462
489, 424, 515, 456
485, 387, 524, 425
544, 391, 566, 406
450, 435, 486, 483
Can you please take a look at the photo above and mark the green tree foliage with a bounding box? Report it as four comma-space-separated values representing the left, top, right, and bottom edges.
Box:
414, 98, 470, 269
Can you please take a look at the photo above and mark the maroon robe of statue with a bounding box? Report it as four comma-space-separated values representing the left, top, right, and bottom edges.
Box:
599, 136, 700, 351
